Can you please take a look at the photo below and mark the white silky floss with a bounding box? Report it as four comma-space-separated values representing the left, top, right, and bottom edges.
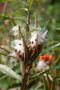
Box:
36, 60, 47, 70
14, 39, 24, 54
12, 25, 19, 36
29, 30, 48, 48
37, 30, 48, 44
29, 31, 37, 48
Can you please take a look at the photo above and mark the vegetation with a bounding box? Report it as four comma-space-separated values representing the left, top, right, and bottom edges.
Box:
0, 0, 60, 90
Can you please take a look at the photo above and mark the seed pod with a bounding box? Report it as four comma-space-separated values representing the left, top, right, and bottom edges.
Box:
14, 39, 25, 60
29, 30, 48, 49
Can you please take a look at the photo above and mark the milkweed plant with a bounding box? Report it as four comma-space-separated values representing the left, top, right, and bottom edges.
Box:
0, 0, 60, 90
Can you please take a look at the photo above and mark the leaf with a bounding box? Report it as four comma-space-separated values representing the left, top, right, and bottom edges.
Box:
29, 65, 60, 85
41, 43, 60, 54
0, 75, 7, 81
56, 77, 60, 81
43, 76, 48, 90
34, 83, 43, 90
0, 64, 22, 81
0, 0, 6, 2
28, 0, 33, 8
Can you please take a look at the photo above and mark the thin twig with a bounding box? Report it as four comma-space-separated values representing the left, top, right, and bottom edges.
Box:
0, 46, 11, 53
25, 0, 30, 32
19, 26, 30, 90
18, 26, 29, 63
0, 75, 7, 80
21, 0, 30, 89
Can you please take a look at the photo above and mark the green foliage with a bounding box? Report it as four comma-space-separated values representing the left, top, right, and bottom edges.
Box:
28, 0, 33, 8
0, 0, 6, 2
0, 64, 22, 81
0, 0, 60, 90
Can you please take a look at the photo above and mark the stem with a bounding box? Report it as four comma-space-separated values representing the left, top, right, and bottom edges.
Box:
45, 75, 52, 90
21, 0, 30, 88
0, 46, 10, 53
11, 18, 16, 26
35, 13, 39, 28
21, 0, 42, 90
18, 26, 30, 90
26, 0, 30, 32
21, 63, 30, 90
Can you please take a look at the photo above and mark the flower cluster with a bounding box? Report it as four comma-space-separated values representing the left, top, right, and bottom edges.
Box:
39, 54, 55, 63
36, 54, 54, 71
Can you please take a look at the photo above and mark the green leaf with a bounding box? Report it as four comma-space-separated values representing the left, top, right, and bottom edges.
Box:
43, 76, 48, 90
34, 83, 43, 90
0, 0, 6, 2
41, 43, 60, 54
29, 65, 60, 85
0, 64, 22, 81
56, 77, 60, 81
28, 0, 33, 8
0, 75, 7, 81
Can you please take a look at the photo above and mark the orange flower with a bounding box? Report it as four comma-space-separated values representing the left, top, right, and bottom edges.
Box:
42, 54, 47, 59
48, 55, 55, 60
39, 54, 46, 60
39, 54, 54, 61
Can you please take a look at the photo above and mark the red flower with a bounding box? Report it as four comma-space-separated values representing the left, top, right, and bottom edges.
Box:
40, 54, 46, 60
39, 54, 54, 61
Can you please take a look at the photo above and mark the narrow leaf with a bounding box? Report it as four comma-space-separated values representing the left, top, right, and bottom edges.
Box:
0, 64, 22, 81
41, 43, 60, 54
29, 65, 60, 85
28, 0, 33, 8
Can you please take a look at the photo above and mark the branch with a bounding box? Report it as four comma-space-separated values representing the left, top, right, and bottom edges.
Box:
25, 0, 30, 32
0, 46, 11, 53
18, 26, 29, 63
